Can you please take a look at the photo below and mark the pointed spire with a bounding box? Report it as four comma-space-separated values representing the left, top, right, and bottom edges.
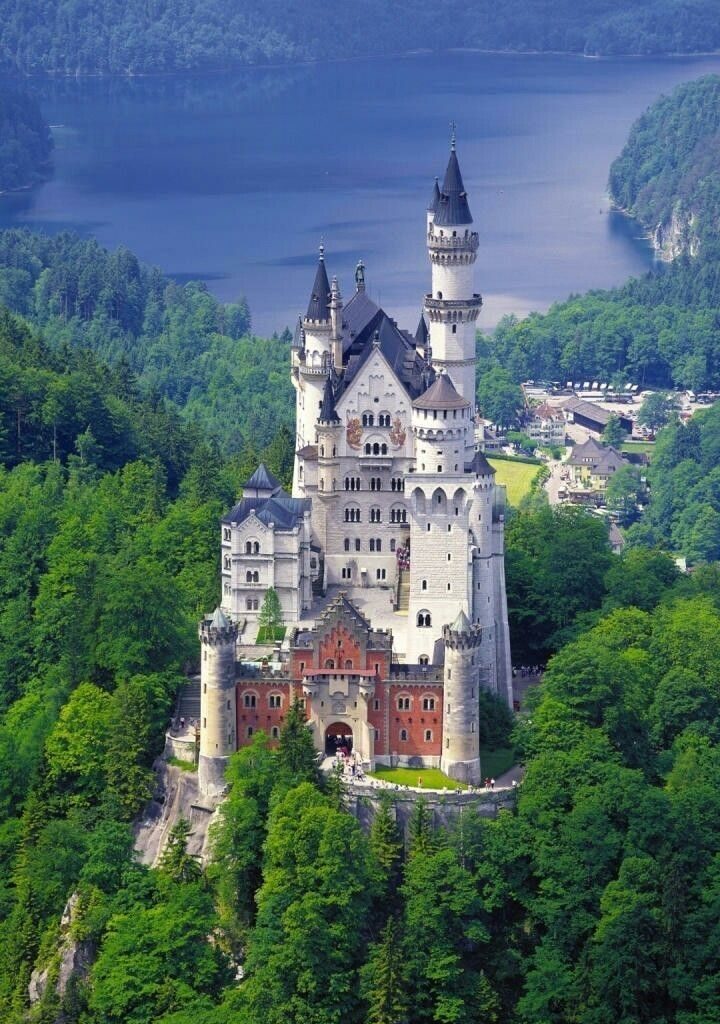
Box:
210, 607, 230, 630
428, 177, 440, 213
305, 243, 331, 322
415, 312, 429, 347
319, 375, 340, 423
434, 132, 473, 227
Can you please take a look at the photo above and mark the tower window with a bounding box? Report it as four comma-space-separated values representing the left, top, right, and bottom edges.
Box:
271, 726, 280, 739
424, 729, 433, 742
419, 655, 429, 666
398, 696, 410, 710
452, 324, 457, 334
243, 693, 257, 708
269, 694, 282, 709
423, 696, 435, 711
400, 729, 408, 742
421, 579, 428, 590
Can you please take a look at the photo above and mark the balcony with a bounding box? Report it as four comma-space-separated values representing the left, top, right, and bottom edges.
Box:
427, 231, 479, 251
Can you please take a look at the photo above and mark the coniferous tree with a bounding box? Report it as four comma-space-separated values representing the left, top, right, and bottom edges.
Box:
277, 699, 319, 784
159, 819, 201, 885
360, 917, 408, 1024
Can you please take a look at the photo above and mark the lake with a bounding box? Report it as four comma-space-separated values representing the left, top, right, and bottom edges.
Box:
4, 52, 720, 336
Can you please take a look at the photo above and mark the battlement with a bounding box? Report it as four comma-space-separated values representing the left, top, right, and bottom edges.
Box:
442, 622, 483, 650
199, 621, 238, 646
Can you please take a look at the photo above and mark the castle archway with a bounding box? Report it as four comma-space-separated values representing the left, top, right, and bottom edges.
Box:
325, 721, 353, 756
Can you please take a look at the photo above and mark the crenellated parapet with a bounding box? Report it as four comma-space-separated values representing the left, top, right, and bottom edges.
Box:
442, 620, 483, 650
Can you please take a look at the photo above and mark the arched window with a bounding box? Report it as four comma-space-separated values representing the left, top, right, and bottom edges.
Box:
381, 443, 388, 455
370, 507, 381, 523
246, 597, 253, 610
245, 541, 252, 554
271, 726, 280, 739
254, 571, 260, 583
269, 693, 282, 709
421, 579, 428, 590
397, 695, 410, 710
243, 693, 257, 708
253, 541, 260, 554
247, 725, 254, 738
424, 729, 433, 742
400, 728, 408, 742
422, 695, 436, 711
362, 412, 374, 427
246, 570, 252, 583
344, 538, 350, 551
416, 611, 432, 628
355, 538, 361, 551
325, 659, 335, 669
419, 655, 429, 666
223, 527, 231, 541
344, 659, 353, 669
365, 443, 371, 455
390, 538, 396, 552
224, 555, 231, 569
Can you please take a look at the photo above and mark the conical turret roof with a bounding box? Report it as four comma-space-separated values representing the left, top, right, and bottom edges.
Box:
450, 608, 472, 633
434, 145, 473, 227
210, 607, 230, 629
415, 313, 429, 347
412, 371, 469, 411
428, 177, 440, 213
305, 248, 331, 321
319, 375, 340, 423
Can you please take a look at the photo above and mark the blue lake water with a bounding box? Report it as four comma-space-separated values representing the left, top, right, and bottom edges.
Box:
4, 52, 720, 336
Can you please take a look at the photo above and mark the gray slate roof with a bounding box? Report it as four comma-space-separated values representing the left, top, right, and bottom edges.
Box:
465, 449, 496, 476
245, 463, 282, 494
210, 607, 230, 629
319, 375, 340, 423
433, 148, 473, 226
449, 608, 472, 633
305, 253, 331, 321
428, 178, 440, 213
222, 489, 310, 530
412, 372, 469, 410
336, 288, 434, 402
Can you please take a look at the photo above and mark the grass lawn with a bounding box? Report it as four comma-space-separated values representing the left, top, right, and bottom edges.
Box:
480, 746, 516, 778
167, 757, 196, 772
370, 766, 468, 790
488, 458, 539, 506
621, 441, 655, 457
256, 625, 286, 644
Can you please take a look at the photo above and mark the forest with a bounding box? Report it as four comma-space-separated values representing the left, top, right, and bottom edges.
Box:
1, 295, 719, 1022
0, 229, 294, 456
0, 91, 52, 193
1, 0, 720, 75
609, 74, 720, 258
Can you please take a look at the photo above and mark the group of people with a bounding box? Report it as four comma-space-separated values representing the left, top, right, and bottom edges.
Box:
512, 664, 544, 678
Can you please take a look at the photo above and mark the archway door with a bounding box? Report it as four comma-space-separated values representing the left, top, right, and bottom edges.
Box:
325, 721, 353, 756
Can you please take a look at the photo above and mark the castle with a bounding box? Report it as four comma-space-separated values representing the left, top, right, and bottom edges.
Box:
198, 138, 512, 795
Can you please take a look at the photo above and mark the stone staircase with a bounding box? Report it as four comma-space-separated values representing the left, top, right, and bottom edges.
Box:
396, 569, 410, 613
176, 678, 201, 724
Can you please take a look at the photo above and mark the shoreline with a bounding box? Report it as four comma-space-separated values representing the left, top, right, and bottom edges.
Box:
3, 46, 720, 82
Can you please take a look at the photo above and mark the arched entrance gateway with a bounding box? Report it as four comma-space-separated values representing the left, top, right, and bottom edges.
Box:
325, 722, 353, 756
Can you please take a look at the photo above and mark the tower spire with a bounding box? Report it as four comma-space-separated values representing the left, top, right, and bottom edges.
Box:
305, 244, 331, 322
450, 119, 457, 151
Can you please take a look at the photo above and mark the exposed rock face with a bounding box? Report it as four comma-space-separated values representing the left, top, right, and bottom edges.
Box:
343, 782, 515, 837
651, 205, 700, 261
28, 893, 95, 1011
28, 758, 224, 1018
134, 758, 223, 868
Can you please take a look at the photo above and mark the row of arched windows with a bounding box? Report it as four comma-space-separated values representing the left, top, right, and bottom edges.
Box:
246, 570, 260, 583
245, 540, 260, 554
361, 412, 393, 427
390, 507, 407, 523
344, 477, 361, 491
396, 694, 436, 711
364, 442, 389, 455
344, 538, 398, 553
398, 728, 434, 742
242, 692, 283, 708
344, 507, 361, 522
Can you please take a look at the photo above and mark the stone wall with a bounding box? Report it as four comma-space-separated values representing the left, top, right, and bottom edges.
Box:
342, 781, 515, 837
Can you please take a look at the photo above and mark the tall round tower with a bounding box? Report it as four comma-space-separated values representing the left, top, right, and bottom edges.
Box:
198, 607, 238, 796
291, 246, 333, 494
441, 609, 482, 784
425, 135, 481, 416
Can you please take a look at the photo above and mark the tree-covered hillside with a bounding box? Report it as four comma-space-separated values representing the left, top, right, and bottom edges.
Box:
485, 75, 720, 392
609, 75, 720, 259
1, 0, 720, 75
0, 230, 295, 455
0, 90, 52, 192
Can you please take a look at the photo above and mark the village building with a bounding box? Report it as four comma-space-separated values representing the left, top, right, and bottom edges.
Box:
524, 401, 567, 447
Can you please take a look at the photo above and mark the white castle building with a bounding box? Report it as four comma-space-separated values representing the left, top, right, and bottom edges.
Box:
203, 138, 512, 791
